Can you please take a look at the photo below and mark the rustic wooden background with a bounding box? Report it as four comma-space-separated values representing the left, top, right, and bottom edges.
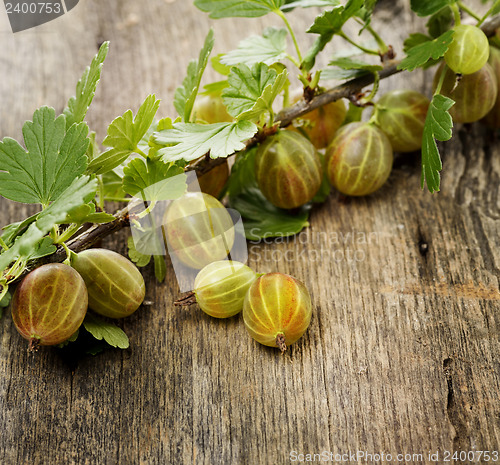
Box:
0, 1, 499, 464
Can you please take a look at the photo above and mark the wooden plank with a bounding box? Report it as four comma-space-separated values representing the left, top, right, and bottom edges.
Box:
0, 1, 498, 464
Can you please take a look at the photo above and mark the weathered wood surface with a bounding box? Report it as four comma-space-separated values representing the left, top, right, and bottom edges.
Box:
0, 1, 499, 464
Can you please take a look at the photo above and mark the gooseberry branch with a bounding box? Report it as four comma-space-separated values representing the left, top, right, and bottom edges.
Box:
12, 13, 500, 283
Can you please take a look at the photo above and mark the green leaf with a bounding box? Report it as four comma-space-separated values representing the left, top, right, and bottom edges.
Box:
328, 57, 383, 72
87, 148, 131, 175
0, 107, 89, 205
27, 237, 56, 260
282, 0, 340, 10
153, 255, 167, 283
0, 291, 11, 307
410, 0, 454, 17
227, 148, 310, 240
103, 94, 160, 152
211, 54, 231, 76
221, 27, 288, 66
194, 0, 284, 18
1, 213, 39, 249
63, 202, 115, 225
123, 158, 187, 201
403, 33, 432, 52
398, 30, 454, 71
421, 94, 454, 193
153, 121, 258, 163
222, 63, 288, 121
174, 29, 215, 122
302, 0, 364, 71
202, 81, 230, 95
128, 236, 151, 267
0, 176, 97, 272
83, 313, 129, 349
64, 42, 109, 128
426, 6, 453, 38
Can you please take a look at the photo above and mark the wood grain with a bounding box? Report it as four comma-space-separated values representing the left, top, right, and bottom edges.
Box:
0, 1, 499, 464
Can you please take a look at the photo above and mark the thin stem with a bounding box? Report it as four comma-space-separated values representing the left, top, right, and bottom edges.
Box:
135, 148, 149, 159
478, 0, 500, 26
434, 64, 448, 95
339, 31, 380, 55
98, 175, 105, 210
56, 224, 80, 244
457, 1, 481, 21
362, 72, 380, 104
103, 197, 132, 202
451, 3, 461, 25
365, 24, 388, 54
276, 10, 303, 65
0, 238, 9, 251
285, 53, 301, 69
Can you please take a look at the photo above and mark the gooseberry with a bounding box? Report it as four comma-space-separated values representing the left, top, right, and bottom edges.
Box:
289, 91, 347, 149
444, 24, 489, 75
193, 94, 233, 123
255, 130, 323, 209
375, 90, 430, 152
71, 248, 146, 319
482, 47, 500, 128
433, 62, 497, 123
325, 122, 393, 196
196, 161, 229, 198
243, 273, 312, 352
11, 263, 88, 348
163, 192, 235, 269
194, 260, 257, 318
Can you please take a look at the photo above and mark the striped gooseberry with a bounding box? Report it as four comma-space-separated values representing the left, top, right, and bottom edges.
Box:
433, 62, 497, 123
289, 91, 347, 149
193, 94, 233, 123
243, 273, 312, 352
71, 249, 145, 319
194, 260, 257, 318
11, 263, 88, 349
162, 192, 235, 269
255, 130, 323, 209
444, 25, 489, 75
482, 47, 500, 128
375, 90, 430, 152
325, 122, 393, 196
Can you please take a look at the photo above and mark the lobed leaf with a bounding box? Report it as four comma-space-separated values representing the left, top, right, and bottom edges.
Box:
221, 27, 288, 67
410, 0, 454, 17
64, 42, 110, 128
194, 0, 284, 18
398, 30, 454, 71
83, 313, 129, 349
0, 107, 89, 205
153, 121, 257, 163
174, 29, 215, 122
421, 94, 454, 193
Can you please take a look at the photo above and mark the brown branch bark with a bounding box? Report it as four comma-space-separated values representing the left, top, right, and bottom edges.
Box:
11, 13, 500, 282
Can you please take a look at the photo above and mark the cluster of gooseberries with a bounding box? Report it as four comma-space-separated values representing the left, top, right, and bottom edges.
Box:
164, 191, 312, 352
11, 249, 145, 350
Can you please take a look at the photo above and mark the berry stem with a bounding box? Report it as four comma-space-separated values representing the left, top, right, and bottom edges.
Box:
478, 0, 500, 27
276, 333, 287, 353
276, 10, 303, 66
457, 2, 480, 21
451, 3, 461, 25
339, 31, 380, 56
28, 338, 40, 353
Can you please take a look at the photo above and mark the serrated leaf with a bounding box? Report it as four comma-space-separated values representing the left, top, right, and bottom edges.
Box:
302, 0, 364, 71
123, 158, 187, 202
398, 30, 454, 71
194, 0, 284, 18
222, 63, 288, 122
221, 27, 288, 66
282, 0, 340, 10
174, 29, 215, 122
320, 67, 369, 80
421, 94, 454, 193
1, 213, 39, 249
64, 42, 109, 128
87, 148, 131, 175
0, 176, 97, 272
410, 0, 454, 17
0, 107, 89, 205
83, 313, 129, 349
27, 237, 56, 260
426, 6, 453, 38
226, 148, 310, 240
403, 33, 432, 52
63, 202, 115, 225
202, 81, 230, 95
153, 121, 258, 163
103, 95, 160, 152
